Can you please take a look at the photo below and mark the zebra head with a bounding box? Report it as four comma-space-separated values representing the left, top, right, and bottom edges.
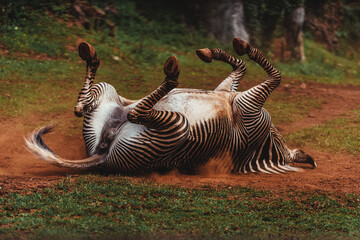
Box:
74, 42, 100, 117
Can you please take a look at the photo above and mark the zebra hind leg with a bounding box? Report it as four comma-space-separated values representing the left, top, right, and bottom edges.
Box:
127, 56, 180, 128
290, 149, 317, 168
232, 37, 282, 112
196, 47, 246, 92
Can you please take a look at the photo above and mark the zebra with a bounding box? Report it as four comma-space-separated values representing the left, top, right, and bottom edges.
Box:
25, 38, 316, 174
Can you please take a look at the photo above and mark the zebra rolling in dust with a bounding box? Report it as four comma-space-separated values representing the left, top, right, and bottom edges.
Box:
25, 38, 316, 174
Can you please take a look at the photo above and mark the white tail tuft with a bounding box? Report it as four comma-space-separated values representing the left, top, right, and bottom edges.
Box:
25, 125, 104, 169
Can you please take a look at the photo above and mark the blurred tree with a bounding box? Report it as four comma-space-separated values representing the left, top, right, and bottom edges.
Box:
305, 0, 343, 52
284, 3, 306, 61
1, 0, 358, 60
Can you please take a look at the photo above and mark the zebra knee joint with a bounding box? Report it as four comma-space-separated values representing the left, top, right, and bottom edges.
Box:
127, 110, 141, 123
127, 109, 150, 124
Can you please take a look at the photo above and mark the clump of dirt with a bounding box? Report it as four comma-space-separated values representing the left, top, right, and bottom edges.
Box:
197, 153, 234, 176
1, 83, 360, 194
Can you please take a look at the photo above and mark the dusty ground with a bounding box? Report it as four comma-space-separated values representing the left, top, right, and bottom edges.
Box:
0, 82, 359, 194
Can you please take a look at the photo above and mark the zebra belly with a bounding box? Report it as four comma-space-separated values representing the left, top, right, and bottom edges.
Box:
153, 90, 235, 125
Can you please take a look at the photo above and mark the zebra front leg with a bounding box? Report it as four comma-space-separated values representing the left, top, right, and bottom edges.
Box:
74, 41, 100, 117
196, 47, 246, 92
233, 38, 281, 112
127, 56, 181, 129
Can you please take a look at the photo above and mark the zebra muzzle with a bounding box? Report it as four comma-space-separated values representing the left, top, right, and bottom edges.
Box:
74, 106, 84, 117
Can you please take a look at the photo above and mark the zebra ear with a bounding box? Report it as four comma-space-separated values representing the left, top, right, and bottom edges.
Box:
233, 38, 250, 56
78, 41, 97, 64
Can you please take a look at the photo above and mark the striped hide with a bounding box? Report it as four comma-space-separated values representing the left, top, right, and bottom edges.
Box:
25, 38, 317, 174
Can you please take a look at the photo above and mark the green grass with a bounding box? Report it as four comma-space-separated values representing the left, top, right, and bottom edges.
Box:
1, 175, 359, 239
264, 92, 323, 125
0, 10, 79, 57
0, 57, 81, 117
277, 40, 360, 85
286, 110, 360, 155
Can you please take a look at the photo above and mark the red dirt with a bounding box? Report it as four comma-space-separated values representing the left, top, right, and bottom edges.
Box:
0, 83, 360, 194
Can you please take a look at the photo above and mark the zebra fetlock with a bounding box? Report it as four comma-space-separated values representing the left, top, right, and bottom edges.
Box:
196, 46, 246, 93
127, 56, 180, 128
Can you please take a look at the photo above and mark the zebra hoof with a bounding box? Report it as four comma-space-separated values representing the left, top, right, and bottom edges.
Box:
293, 149, 317, 168
196, 48, 212, 63
164, 56, 180, 78
78, 41, 97, 63
233, 38, 250, 56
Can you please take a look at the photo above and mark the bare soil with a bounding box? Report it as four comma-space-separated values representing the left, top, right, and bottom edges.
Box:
1, 82, 360, 194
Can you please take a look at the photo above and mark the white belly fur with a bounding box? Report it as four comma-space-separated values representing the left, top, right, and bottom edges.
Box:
154, 89, 234, 124
91, 100, 120, 147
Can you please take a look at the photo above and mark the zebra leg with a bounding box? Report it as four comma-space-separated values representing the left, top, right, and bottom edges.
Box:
196, 48, 246, 92
74, 42, 100, 117
233, 38, 281, 112
127, 56, 182, 129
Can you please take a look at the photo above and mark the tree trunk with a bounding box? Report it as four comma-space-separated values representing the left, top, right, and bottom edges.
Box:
284, 6, 306, 62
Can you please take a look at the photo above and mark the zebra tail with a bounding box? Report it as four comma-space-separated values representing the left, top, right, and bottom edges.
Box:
24, 124, 104, 169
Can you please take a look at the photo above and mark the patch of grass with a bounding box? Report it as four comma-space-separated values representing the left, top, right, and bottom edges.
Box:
0, 175, 359, 239
0, 9, 79, 57
277, 40, 360, 85
0, 57, 82, 117
286, 110, 360, 155
265, 92, 322, 125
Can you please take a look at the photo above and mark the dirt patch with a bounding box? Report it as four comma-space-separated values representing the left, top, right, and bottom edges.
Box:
149, 147, 360, 194
277, 82, 360, 134
1, 83, 360, 194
